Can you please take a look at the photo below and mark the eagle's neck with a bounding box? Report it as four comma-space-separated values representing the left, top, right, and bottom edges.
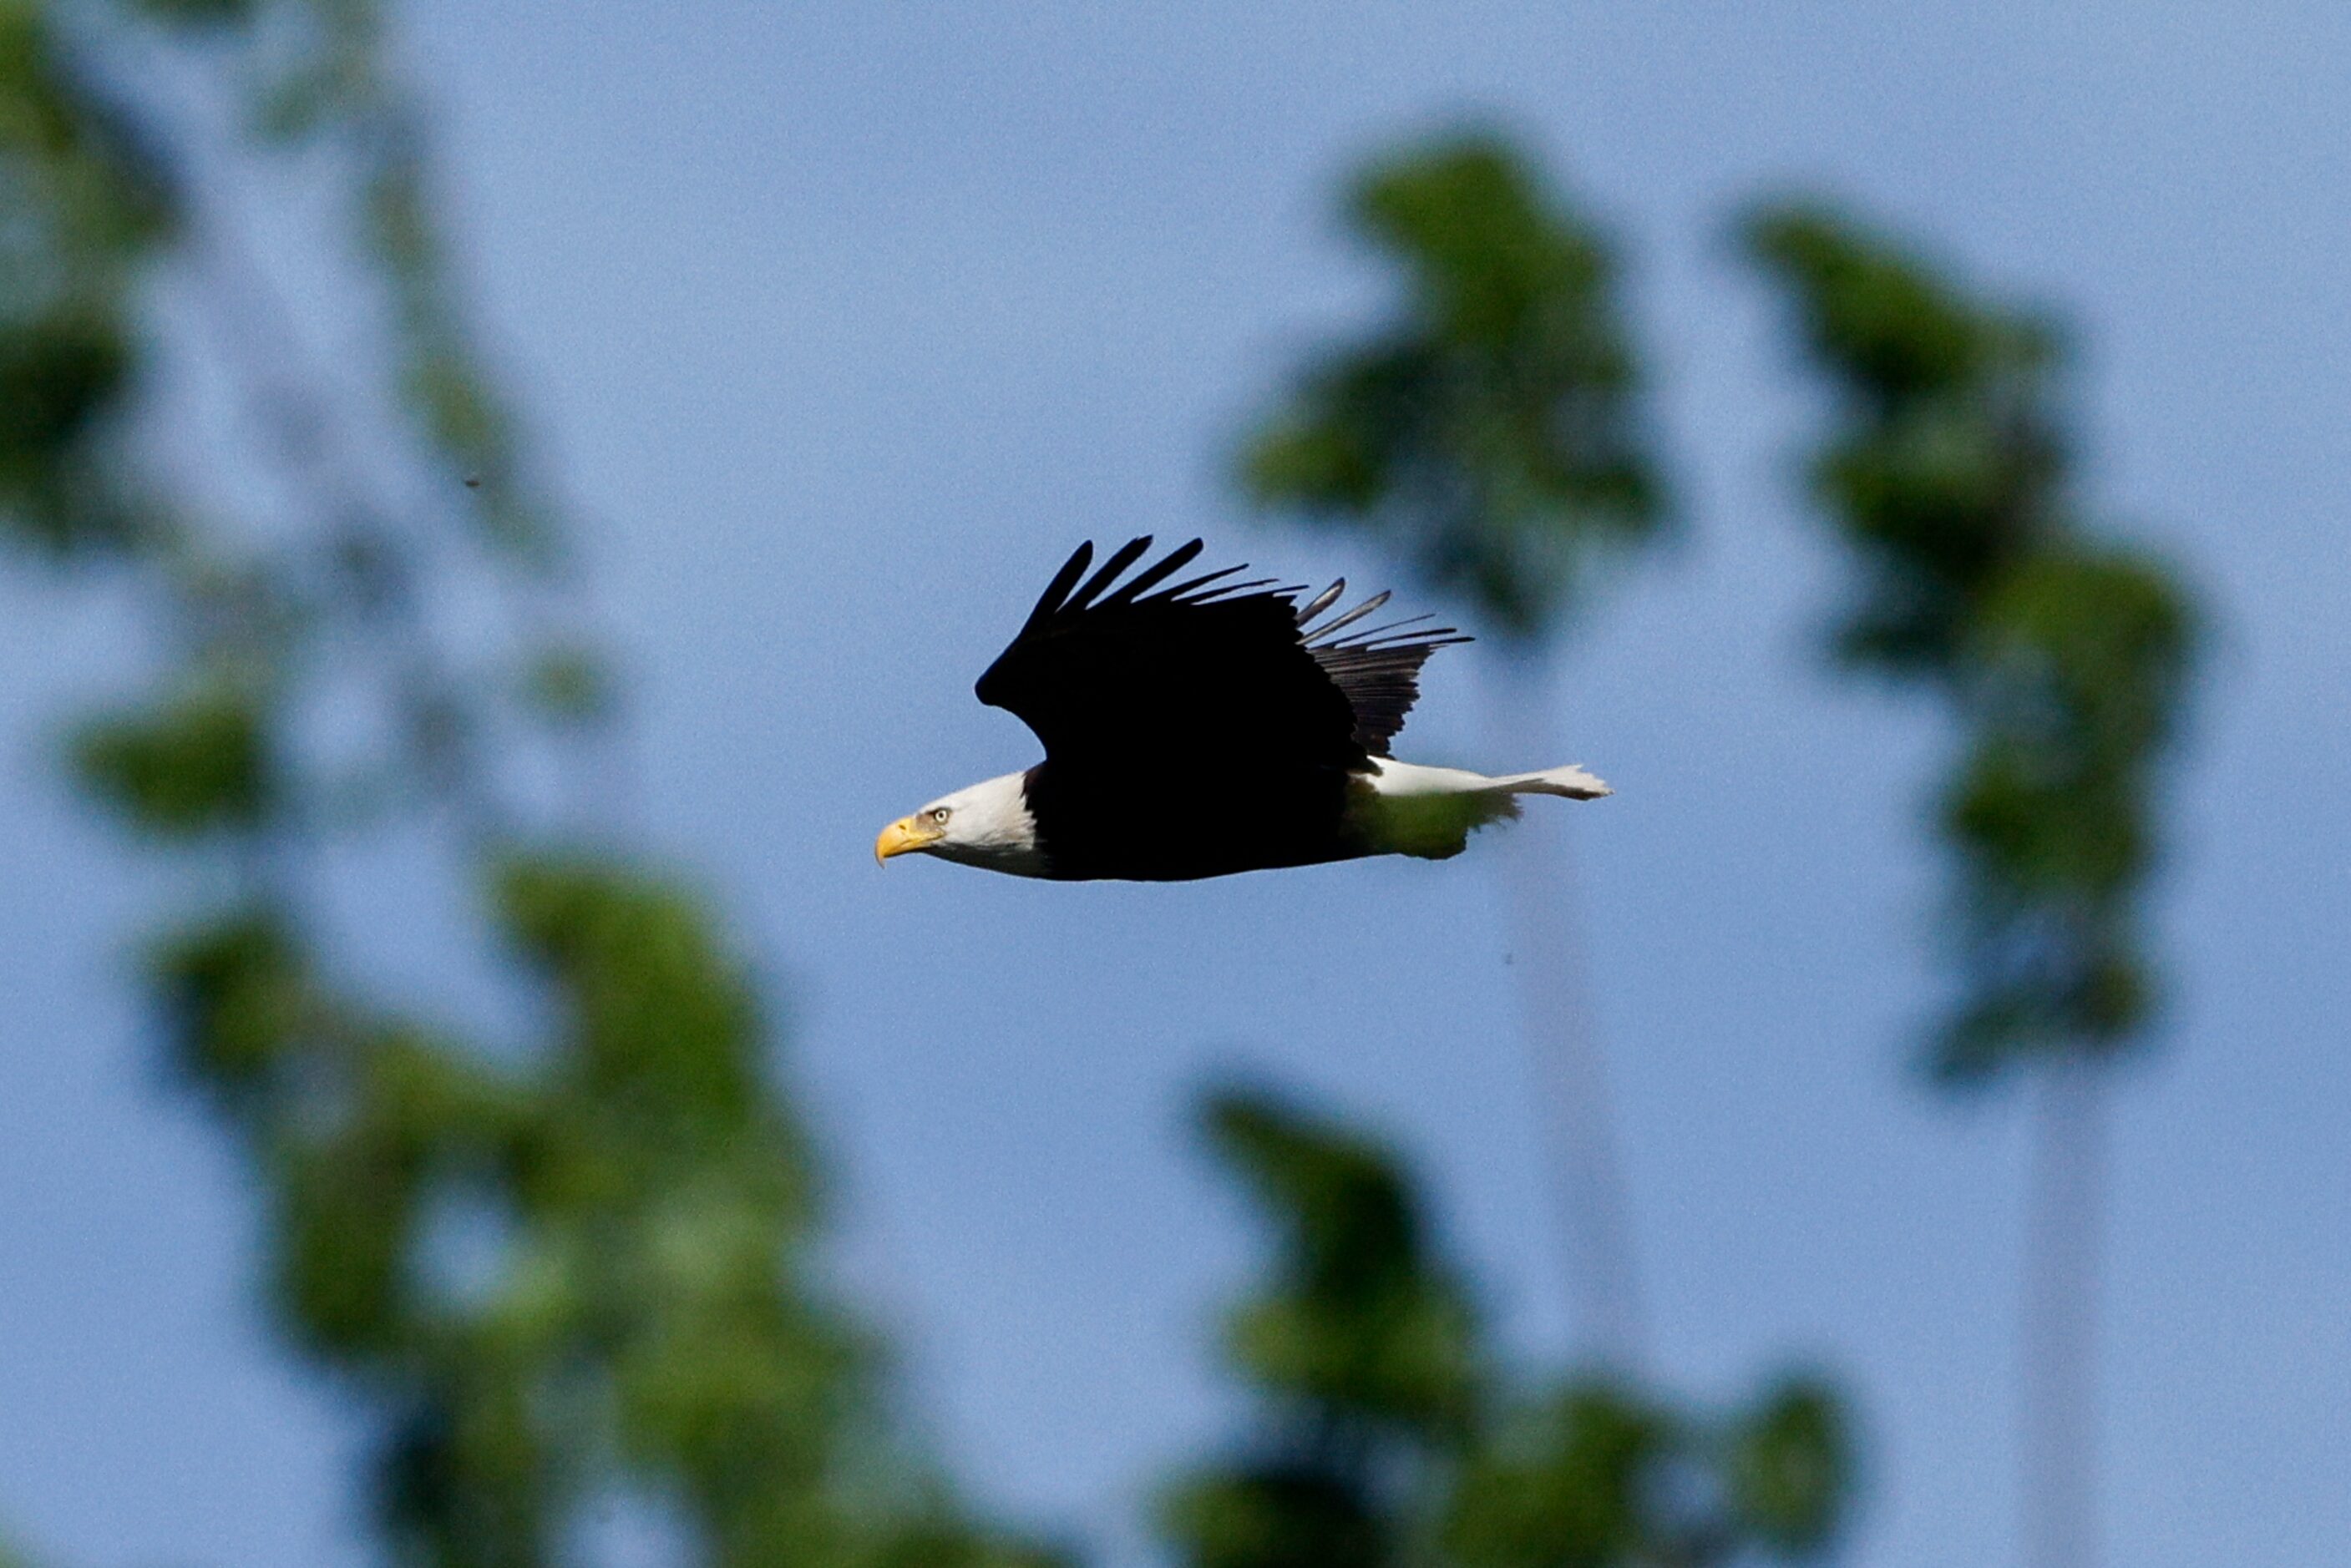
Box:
928, 770, 1051, 878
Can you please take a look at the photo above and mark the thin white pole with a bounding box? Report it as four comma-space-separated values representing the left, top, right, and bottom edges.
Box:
2020, 1057, 2106, 1568
1484, 660, 1646, 1370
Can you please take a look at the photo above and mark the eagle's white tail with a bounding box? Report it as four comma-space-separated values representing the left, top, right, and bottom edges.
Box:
1480, 763, 1612, 801
1355, 758, 1612, 859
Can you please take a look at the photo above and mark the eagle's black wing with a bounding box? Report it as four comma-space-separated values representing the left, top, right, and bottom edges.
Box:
976, 538, 1467, 770
1295, 580, 1472, 757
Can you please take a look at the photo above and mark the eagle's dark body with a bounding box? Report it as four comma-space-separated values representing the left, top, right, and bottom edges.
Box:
975, 537, 1456, 880
1016, 759, 1367, 881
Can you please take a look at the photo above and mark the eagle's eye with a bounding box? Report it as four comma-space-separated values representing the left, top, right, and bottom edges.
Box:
930, 807, 951, 825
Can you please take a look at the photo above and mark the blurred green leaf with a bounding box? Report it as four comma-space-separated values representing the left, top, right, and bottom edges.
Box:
1971, 545, 2198, 771
1746, 201, 2202, 1085
1744, 203, 2005, 401
1241, 132, 1663, 641
0, 307, 160, 557
1746, 206, 2074, 675
152, 911, 311, 1094
73, 681, 271, 836
1163, 1465, 1389, 1568
496, 855, 783, 1167
1203, 1088, 1482, 1436
0, 312, 130, 485
1180, 1088, 1853, 1568
1724, 1378, 1849, 1554
1444, 1386, 1667, 1568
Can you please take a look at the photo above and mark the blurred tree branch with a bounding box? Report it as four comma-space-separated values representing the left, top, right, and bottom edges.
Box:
1744, 203, 2202, 1568
1163, 1087, 1851, 1568
2, 3, 1056, 1565
1239, 132, 1663, 645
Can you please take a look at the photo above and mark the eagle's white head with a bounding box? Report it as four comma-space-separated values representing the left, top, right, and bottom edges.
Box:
874, 771, 1049, 877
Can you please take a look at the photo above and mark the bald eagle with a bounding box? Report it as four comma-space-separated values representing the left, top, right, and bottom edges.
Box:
875, 537, 1609, 881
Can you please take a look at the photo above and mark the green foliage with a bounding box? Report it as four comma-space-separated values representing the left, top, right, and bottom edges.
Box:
4, 5, 1051, 1564
154, 910, 312, 1094
1205, 1090, 1482, 1436
73, 681, 272, 837
1968, 546, 2197, 794
1724, 1379, 1849, 1554
0, 311, 129, 479
1164, 1466, 1389, 1568
1239, 133, 1663, 642
1745, 204, 2201, 1083
496, 856, 782, 1165
0, 3, 174, 255
1933, 546, 2196, 1075
148, 855, 1050, 1568
1744, 206, 2020, 403
1746, 205, 2068, 674
1168, 1090, 1851, 1568
0, 0, 175, 554
1442, 1387, 1668, 1568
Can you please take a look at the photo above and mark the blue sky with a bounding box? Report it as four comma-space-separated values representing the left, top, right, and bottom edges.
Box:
3, 4, 2347, 1565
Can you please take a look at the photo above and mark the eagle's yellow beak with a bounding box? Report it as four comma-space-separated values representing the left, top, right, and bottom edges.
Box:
874, 815, 942, 865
